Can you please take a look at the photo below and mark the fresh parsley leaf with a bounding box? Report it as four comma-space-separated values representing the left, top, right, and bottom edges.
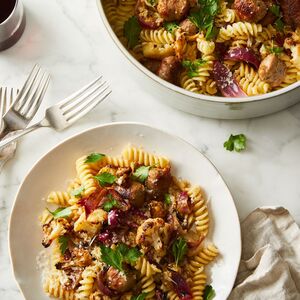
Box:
125, 247, 142, 264
164, 22, 179, 33
102, 195, 119, 212
172, 238, 187, 266
48, 207, 72, 219
269, 4, 281, 18
100, 244, 141, 272
133, 166, 151, 183
224, 134, 247, 152
203, 285, 216, 300
85, 153, 105, 163
182, 59, 207, 77
270, 46, 283, 55
94, 172, 116, 187
70, 186, 85, 198
275, 18, 284, 32
58, 235, 70, 255
100, 244, 124, 271
205, 24, 219, 40
145, 0, 158, 7
189, 0, 220, 40
164, 193, 172, 205
124, 16, 142, 49
116, 244, 141, 264
131, 293, 148, 300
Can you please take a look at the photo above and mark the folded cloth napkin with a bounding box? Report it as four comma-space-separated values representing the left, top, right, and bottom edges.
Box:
228, 207, 300, 300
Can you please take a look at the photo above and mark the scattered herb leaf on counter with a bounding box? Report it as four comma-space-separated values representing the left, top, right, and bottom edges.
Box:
124, 16, 142, 49
103, 194, 119, 212
131, 293, 148, 300
164, 193, 172, 205
189, 0, 219, 40
70, 186, 85, 198
85, 152, 105, 163
172, 237, 187, 266
133, 166, 151, 183
164, 21, 179, 33
224, 134, 247, 152
58, 235, 70, 255
94, 172, 116, 186
48, 207, 72, 219
182, 59, 207, 78
100, 244, 141, 271
203, 285, 216, 300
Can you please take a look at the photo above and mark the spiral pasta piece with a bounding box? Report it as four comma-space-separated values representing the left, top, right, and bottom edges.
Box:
191, 267, 207, 299
139, 275, 156, 298
140, 28, 175, 44
43, 275, 75, 300
76, 264, 99, 299
122, 145, 170, 167
180, 71, 202, 93
135, 257, 161, 277
47, 191, 70, 206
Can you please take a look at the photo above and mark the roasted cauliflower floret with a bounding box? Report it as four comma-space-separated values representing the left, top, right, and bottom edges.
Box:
136, 218, 171, 261
74, 208, 107, 235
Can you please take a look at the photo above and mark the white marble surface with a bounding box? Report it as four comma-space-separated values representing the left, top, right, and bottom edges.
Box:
1, 0, 300, 299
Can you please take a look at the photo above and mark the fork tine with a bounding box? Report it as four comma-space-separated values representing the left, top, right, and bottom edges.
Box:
61, 78, 105, 115
22, 72, 50, 118
25, 73, 50, 118
66, 84, 111, 123
59, 76, 103, 108
13, 65, 40, 110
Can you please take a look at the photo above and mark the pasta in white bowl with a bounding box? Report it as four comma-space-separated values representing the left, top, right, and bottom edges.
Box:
9, 122, 241, 300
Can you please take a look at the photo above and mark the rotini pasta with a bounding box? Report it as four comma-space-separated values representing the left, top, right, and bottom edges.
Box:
39, 146, 218, 299
102, 0, 300, 97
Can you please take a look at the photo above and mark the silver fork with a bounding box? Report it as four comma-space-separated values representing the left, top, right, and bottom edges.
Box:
1, 64, 50, 136
0, 76, 111, 150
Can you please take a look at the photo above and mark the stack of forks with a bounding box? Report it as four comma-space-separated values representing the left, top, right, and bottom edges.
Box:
0, 65, 111, 172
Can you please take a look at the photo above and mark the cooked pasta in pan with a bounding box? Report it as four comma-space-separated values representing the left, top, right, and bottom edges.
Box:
103, 0, 300, 97
39, 146, 218, 299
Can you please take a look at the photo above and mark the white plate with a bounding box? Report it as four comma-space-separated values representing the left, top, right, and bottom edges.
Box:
9, 122, 241, 300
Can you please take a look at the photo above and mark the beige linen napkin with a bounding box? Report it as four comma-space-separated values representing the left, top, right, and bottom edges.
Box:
229, 207, 300, 300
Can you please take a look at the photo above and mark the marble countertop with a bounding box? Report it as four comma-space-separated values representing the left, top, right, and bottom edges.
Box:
1, 0, 300, 299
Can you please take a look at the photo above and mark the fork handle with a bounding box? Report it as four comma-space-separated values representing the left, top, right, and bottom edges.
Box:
0, 121, 45, 150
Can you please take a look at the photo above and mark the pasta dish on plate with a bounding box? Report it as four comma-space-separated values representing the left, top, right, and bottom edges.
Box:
102, 0, 300, 97
39, 145, 218, 299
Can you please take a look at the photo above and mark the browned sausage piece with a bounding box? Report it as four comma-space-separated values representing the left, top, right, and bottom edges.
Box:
258, 54, 287, 87
149, 200, 166, 218
106, 267, 136, 293
143, 59, 161, 74
157, 0, 189, 22
128, 181, 145, 208
260, 0, 277, 26
179, 19, 198, 35
234, 0, 267, 22
280, 0, 300, 28
135, 0, 164, 29
145, 167, 172, 198
157, 56, 181, 84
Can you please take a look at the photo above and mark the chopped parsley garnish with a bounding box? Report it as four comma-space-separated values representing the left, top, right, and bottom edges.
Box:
47, 207, 72, 219
145, 0, 158, 7
172, 238, 187, 266
85, 153, 105, 163
131, 293, 148, 300
164, 193, 172, 205
270, 46, 283, 55
164, 22, 179, 33
70, 186, 85, 198
124, 16, 142, 49
58, 235, 70, 255
189, 0, 220, 40
94, 172, 116, 186
182, 59, 207, 77
102, 194, 119, 212
269, 5, 284, 31
100, 244, 141, 272
132, 166, 151, 183
224, 134, 247, 152
203, 285, 216, 300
